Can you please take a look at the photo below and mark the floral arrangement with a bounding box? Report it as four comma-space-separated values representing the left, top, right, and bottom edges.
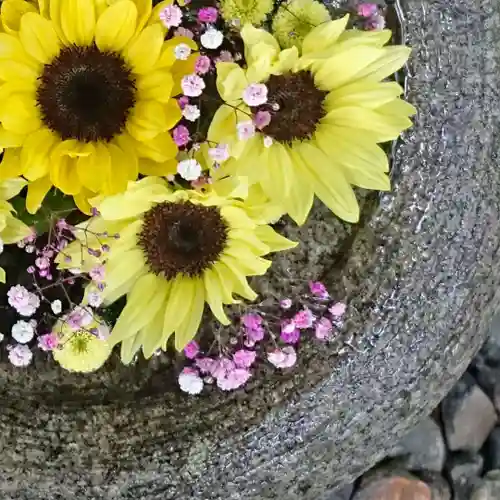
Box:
0, 0, 414, 395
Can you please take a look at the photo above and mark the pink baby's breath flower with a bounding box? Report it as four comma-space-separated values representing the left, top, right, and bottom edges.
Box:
247, 326, 265, 342
293, 308, 315, 329
315, 317, 333, 341
365, 13, 385, 30
280, 326, 300, 344
173, 125, 191, 147
309, 281, 329, 299
195, 356, 216, 374
174, 43, 192, 60
217, 368, 251, 391
242, 83, 268, 107
357, 3, 379, 17
211, 357, 235, 379
178, 96, 189, 109
178, 367, 204, 395
253, 110, 271, 130
208, 143, 230, 163
66, 306, 93, 330
194, 55, 211, 74
237, 120, 256, 140
35, 256, 50, 270
7, 285, 40, 317
233, 349, 256, 368
8, 344, 33, 367
217, 50, 234, 63
159, 4, 183, 28
89, 265, 105, 282
280, 298, 293, 309
181, 74, 206, 97
242, 313, 262, 330
329, 302, 347, 318
184, 340, 200, 359
38, 333, 59, 351
268, 346, 297, 369
198, 6, 218, 23
87, 290, 102, 308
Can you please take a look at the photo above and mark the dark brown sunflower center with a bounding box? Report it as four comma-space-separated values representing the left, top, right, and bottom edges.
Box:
36, 44, 136, 143
137, 201, 229, 280
256, 71, 328, 143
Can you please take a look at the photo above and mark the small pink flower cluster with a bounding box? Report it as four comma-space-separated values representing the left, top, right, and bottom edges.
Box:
356, 2, 386, 31
3, 216, 115, 367
178, 340, 256, 394
178, 280, 347, 395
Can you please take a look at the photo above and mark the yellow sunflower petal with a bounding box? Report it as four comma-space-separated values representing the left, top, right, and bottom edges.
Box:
105, 143, 138, 194
0, 177, 26, 199
0, 125, 25, 148
0, 93, 39, 134
73, 188, 95, 215
127, 100, 176, 141
26, 176, 52, 214
0, 267, 6, 283
203, 267, 230, 325
0, 33, 37, 66
20, 128, 57, 181
313, 46, 382, 91
136, 70, 173, 102
101, 248, 146, 304
95, 0, 137, 52
77, 143, 111, 193
0, 148, 23, 179
216, 62, 247, 103
302, 15, 349, 55
325, 81, 403, 110
110, 273, 166, 345
352, 46, 411, 83
1, 214, 32, 243
162, 275, 196, 344
218, 260, 257, 301
297, 142, 359, 223
61, 0, 96, 46
254, 225, 298, 252
50, 143, 82, 195
174, 278, 205, 351
138, 158, 176, 176
323, 106, 412, 142
19, 12, 60, 64
1, 0, 37, 34
124, 23, 163, 74
134, 130, 178, 162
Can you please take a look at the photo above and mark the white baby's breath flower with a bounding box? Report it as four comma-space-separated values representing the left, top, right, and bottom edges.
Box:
11, 320, 35, 344
177, 159, 202, 181
178, 369, 204, 395
51, 299, 62, 315
8, 344, 33, 367
174, 43, 192, 60
200, 28, 223, 49
182, 104, 201, 122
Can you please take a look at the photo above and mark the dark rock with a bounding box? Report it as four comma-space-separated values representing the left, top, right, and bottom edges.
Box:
419, 472, 451, 500
328, 483, 354, 500
478, 315, 500, 366
446, 452, 483, 500
388, 417, 446, 472
441, 374, 497, 452
483, 427, 500, 472
470, 470, 500, 500
353, 476, 431, 500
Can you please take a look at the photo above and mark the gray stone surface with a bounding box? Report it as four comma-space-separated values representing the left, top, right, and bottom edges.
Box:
327, 484, 354, 500
388, 417, 446, 472
2, 0, 500, 498
441, 374, 497, 452
446, 452, 484, 500
470, 470, 500, 500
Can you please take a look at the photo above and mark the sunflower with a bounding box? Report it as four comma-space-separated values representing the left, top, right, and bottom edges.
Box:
0, 0, 197, 214
57, 177, 296, 363
208, 16, 416, 225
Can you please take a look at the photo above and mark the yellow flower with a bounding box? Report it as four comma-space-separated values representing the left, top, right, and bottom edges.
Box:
57, 177, 297, 364
0, 0, 196, 214
219, 0, 273, 27
272, 0, 331, 50
0, 177, 31, 282
209, 16, 416, 225
52, 310, 112, 373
